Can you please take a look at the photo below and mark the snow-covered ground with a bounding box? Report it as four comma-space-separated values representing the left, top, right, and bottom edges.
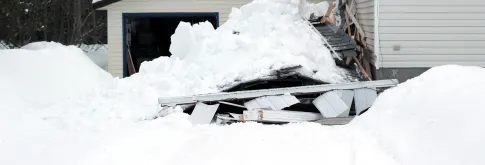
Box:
1, 0, 485, 165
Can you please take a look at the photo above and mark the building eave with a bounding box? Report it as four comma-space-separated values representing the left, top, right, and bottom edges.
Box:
93, 0, 121, 10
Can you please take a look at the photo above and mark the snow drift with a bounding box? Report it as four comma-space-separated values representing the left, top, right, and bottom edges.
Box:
1, 0, 485, 165
353, 65, 485, 165
0, 42, 112, 109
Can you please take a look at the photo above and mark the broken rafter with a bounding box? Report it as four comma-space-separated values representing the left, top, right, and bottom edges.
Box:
158, 79, 398, 106
345, 4, 365, 40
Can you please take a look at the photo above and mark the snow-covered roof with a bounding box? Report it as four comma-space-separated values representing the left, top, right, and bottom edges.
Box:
92, 0, 121, 9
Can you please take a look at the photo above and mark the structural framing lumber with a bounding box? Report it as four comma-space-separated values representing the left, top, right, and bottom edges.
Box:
159, 79, 398, 106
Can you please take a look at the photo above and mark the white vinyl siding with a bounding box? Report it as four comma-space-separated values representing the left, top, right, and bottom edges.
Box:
377, 0, 485, 68
355, 0, 374, 54
102, 0, 252, 77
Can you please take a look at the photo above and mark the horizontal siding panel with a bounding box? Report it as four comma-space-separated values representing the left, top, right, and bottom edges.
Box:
380, 20, 485, 27
383, 55, 485, 61
357, 13, 373, 20
380, 27, 485, 34
379, 13, 485, 20
380, 0, 485, 6
381, 41, 485, 48
362, 25, 374, 33
380, 34, 485, 41
356, 6, 374, 14
355, 0, 372, 3
381, 61, 485, 68
364, 32, 374, 39
380, 6, 485, 13
365, 38, 374, 46
360, 19, 374, 26
381, 48, 485, 55
356, 0, 373, 9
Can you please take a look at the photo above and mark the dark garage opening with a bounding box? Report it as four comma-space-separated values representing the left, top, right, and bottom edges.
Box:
124, 13, 218, 77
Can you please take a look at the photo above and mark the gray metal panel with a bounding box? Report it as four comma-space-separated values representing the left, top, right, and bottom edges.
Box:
244, 95, 299, 110
314, 117, 354, 125
354, 88, 377, 115
312, 90, 351, 118
189, 102, 220, 125
335, 90, 354, 117
243, 110, 323, 123
159, 79, 398, 106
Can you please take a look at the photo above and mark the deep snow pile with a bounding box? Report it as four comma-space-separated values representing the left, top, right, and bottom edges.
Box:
352, 65, 485, 165
76, 113, 398, 165
2, 0, 485, 164
136, 0, 353, 98
0, 42, 112, 108
81, 44, 108, 71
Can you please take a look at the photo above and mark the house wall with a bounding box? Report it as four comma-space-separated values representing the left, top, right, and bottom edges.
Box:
354, 0, 374, 56
102, 0, 253, 77
377, 0, 485, 69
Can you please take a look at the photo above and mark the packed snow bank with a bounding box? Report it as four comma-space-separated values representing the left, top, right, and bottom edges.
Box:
77, 113, 398, 165
0, 42, 112, 108
352, 65, 485, 165
81, 44, 108, 71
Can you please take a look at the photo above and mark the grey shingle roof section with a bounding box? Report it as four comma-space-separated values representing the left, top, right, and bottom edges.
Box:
311, 21, 357, 57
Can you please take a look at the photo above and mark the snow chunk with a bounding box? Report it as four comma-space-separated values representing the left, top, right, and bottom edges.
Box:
353, 65, 485, 165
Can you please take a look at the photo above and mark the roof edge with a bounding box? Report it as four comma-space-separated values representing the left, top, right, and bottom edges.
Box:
93, 0, 121, 9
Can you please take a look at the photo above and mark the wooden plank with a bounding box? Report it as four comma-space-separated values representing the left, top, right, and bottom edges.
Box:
345, 5, 366, 37
126, 46, 136, 75
380, 34, 485, 41
354, 57, 372, 81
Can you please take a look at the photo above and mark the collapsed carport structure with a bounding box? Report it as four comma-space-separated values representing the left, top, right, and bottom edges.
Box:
94, 0, 485, 82
158, 66, 398, 125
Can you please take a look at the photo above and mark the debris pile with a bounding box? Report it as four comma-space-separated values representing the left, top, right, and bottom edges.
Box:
159, 0, 395, 125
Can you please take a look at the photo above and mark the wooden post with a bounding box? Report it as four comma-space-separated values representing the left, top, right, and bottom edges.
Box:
126, 45, 136, 76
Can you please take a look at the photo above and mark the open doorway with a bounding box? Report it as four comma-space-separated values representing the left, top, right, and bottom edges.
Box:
123, 13, 219, 77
